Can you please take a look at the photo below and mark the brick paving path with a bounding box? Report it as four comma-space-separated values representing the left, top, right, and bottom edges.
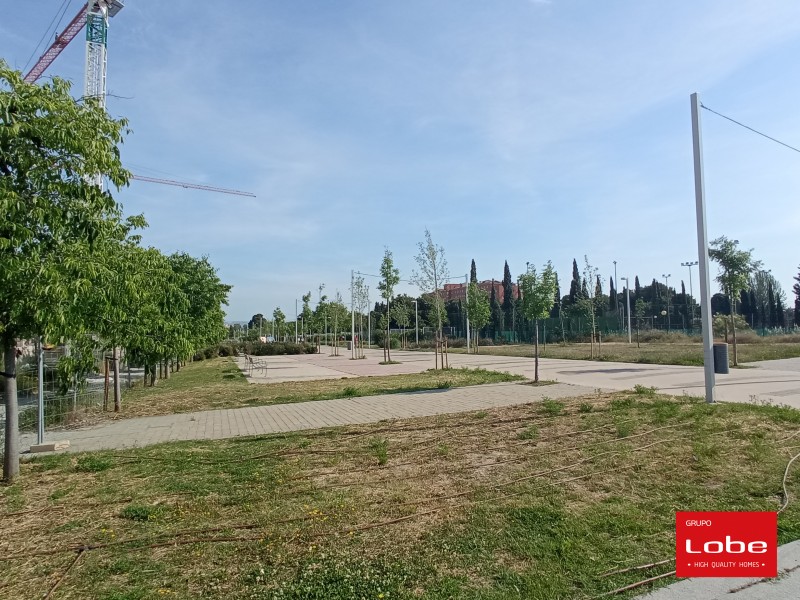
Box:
21, 381, 591, 454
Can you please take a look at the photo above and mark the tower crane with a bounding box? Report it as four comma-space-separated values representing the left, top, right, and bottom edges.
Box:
23, 1, 256, 198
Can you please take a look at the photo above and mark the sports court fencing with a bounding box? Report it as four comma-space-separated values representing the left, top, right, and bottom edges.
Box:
1, 341, 146, 451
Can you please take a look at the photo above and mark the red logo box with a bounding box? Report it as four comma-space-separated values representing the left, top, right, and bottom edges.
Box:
676, 511, 777, 578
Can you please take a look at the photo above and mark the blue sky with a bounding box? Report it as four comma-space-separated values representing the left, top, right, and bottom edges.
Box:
4, 1, 800, 320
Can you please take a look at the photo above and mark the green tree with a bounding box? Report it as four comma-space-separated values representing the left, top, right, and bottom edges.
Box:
580, 257, 600, 357
794, 266, 800, 327
489, 282, 502, 338
502, 261, 514, 328
378, 249, 400, 362
466, 283, 490, 353
352, 276, 368, 356
272, 308, 286, 341
470, 259, 477, 285
411, 229, 449, 366
391, 303, 411, 348
1, 64, 138, 480
300, 292, 312, 341
518, 262, 558, 382
708, 236, 761, 365
568, 259, 580, 306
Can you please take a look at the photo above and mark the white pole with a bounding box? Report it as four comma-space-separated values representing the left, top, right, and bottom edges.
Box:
691, 92, 716, 404
295, 299, 298, 343
351, 270, 356, 359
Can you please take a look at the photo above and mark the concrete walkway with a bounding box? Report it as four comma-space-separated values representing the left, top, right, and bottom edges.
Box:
636, 539, 800, 599
20, 381, 590, 454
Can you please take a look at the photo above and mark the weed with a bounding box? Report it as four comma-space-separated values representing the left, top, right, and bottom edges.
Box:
611, 397, 636, 410
540, 398, 564, 417
119, 505, 161, 522
615, 421, 634, 438
517, 425, 539, 441
342, 386, 359, 397
633, 384, 658, 396
436, 444, 450, 457
369, 438, 388, 465
436, 379, 453, 389
48, 487, 73, 502
578, 403, 593, 413
472, 411, 488, 419
75, 456, 113, 473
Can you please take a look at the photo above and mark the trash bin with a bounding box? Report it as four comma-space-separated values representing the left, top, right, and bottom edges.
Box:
713, 342, 729, 374
347, 341, 352, 351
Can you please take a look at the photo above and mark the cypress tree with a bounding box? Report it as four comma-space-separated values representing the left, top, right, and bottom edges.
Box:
581, 278, 589, 299
608, 276, 616, 312
776, 295, 786, 328
794, 266, 800, 327
502, 261, 514, 327
740, 289, 751, 326
490, 280, 503, 334
768, 281, 777, 328
551, 276, 561, 318
568, 259, 580, 305
634, 276, 642, 299
750, 289, 759, 328
470, 259, 477, 285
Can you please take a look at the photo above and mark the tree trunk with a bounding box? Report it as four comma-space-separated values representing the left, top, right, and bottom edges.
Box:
150, 364, 157, 387
534, 318, 540, 383
3, 339, 19, 482
113, 347, 121, 412
164, 357, 171, 380
175, 359, 180, 373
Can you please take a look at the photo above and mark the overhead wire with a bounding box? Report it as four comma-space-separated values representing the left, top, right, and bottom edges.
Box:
701, 103, 800, 155
22, 0, 74, 74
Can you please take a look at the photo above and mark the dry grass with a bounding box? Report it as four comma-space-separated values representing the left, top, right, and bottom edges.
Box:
59, 358, 524, 425
2, 391, 799, 598
450, 340, 800, 365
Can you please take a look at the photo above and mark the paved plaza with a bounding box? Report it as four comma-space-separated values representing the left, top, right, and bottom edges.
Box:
244, 348, 800, 409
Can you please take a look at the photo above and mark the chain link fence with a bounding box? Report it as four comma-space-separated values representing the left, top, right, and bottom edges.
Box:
1, 341, 146, 451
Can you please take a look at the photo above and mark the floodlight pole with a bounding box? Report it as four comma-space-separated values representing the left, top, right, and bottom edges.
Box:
295, 299, 298, 343
351, 270, 356, 359
691, 92, 716, 404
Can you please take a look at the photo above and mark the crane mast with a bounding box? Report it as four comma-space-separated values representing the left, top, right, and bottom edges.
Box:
22, 1, 257, 199
85, 3, 108, 107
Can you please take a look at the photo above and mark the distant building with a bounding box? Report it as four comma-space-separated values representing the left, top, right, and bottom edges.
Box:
441, 280, 519, 303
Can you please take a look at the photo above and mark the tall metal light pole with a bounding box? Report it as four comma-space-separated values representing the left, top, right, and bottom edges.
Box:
681, 260, 698, 328
691, 92, 715, 404
295, 299, 298, 343
413, 299, 419, 345
613, 260, 620, 329
662, 273, 671, 331
620, 277, 632, 344
351, 270, 356, 359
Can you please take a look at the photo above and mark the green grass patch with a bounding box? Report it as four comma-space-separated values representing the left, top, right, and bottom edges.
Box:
3, 391, 800, 599
104, 359, 524, 420
445, 340, 800, 366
